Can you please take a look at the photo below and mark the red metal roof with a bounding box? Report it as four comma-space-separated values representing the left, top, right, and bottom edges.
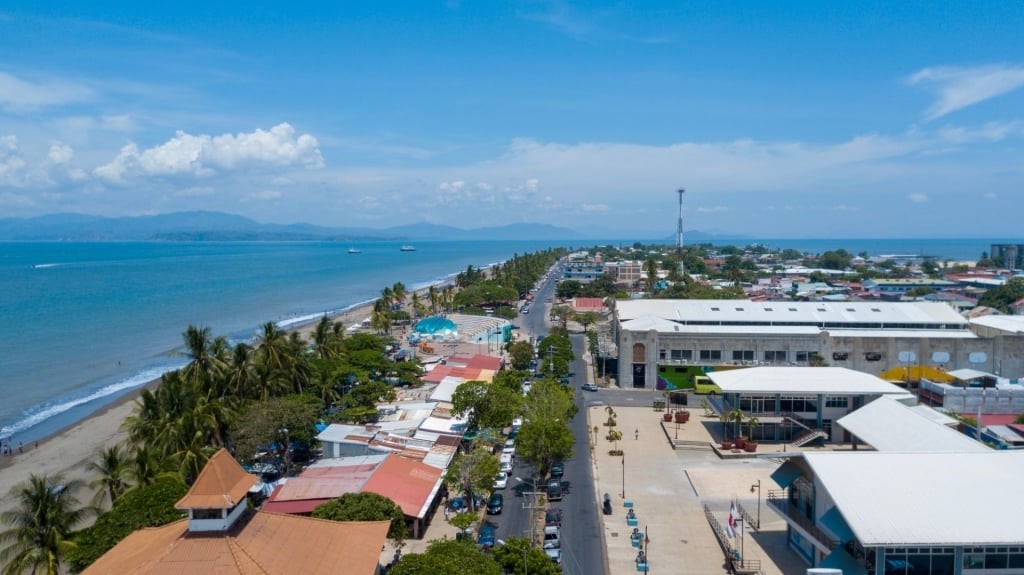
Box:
261, 497, 332, 515
361, 454, 443, 518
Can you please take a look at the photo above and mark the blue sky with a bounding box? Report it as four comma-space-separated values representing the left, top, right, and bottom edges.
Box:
1, 1, 1023, 238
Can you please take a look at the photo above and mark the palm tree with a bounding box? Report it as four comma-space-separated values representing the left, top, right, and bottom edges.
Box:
313, 316, 338, 360
125, 446, 172, 488
410, 292, 426, 319
180, 325, 226, 393
254, 322, 290, 374
225, 342, 256, 399
644, 257, 659, 294
391, 282, 407, 311
0, 474, 89, 575
428, 285, 439, 315
86, 445, 130, 508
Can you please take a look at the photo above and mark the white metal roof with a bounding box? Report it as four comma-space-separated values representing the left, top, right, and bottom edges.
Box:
428, 376, 464, 403
947, 368, 999, 381
803, 451, 1024, 545
615, 299, 967, 327
619, 317, 820, 336
970, 314, 1024, 334
836, 396, 988, 453
707, 367, 907, 395
823, 329, 977, 339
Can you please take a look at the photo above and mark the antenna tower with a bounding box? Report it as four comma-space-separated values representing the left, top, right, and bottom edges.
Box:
676, 188, 685, 278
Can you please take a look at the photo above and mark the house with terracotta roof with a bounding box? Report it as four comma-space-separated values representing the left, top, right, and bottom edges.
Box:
83, 449, 389, 575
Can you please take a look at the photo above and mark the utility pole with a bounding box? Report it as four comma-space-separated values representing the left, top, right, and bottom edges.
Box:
676, 188, 686, 279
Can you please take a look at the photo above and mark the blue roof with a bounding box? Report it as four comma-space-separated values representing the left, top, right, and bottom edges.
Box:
413, 316, 457, 335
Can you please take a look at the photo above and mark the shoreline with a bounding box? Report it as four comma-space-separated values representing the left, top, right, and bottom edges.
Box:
0, 269, 473, 514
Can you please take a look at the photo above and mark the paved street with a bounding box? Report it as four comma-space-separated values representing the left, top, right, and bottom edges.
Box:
489, 261, 607, 575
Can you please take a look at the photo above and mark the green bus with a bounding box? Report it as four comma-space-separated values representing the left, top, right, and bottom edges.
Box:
693, 375, 723, 395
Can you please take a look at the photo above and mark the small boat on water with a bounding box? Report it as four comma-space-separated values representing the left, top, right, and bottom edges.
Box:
400, 245, 416, 252
347, 248, 361, 254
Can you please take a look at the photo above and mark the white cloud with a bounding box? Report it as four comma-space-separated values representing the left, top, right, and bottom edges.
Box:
937, 121, 1024, 144
582, 203, 608, 212
475, 182, 493, 191
0, 135, 27, 186
95, 123, 323, 182
908, 65, 1024, 121
47, 142, 74, 165
0, 71, 94, 113
908, 193, 928, 203
696, 206, 728, 213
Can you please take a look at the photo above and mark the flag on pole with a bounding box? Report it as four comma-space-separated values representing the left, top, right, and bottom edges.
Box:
726, 500, 738, 538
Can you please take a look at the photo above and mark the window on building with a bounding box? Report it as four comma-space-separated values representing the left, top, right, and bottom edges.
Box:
732, 350, 754, 361
824, 396, 848, 408
865, 351, 882, 362
192, 508, 223, 520
764, 350, 787, 362
795, 351, 816, 362
779, 396, 816, 412
699, 349, 722, 361
679, 349, 693, 360
659, 349, 666, 360
832, 351, 849, 361
670, 349, 684, 361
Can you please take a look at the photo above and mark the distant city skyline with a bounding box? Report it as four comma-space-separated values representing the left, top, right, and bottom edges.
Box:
1, 2, 1023, 237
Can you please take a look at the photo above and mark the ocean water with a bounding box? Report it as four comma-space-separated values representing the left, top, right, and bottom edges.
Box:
0, 240, 569, 445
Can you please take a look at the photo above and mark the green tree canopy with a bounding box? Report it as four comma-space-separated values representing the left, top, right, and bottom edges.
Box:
311, 492, 407, 545
508, 341, 536, 371
492, 536, 562, 575
389, 538, 502, 575
451, 380, 522, 431
979, 277, 1024, 313
516, 381, 576, 479
228, 395, 321, 464
444, 449, 501, 512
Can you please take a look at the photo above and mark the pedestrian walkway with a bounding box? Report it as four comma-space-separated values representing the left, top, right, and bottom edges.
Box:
379, 503, 467, 566
588, 404, 808, 575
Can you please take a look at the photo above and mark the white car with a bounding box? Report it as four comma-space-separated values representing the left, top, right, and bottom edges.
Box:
503, 439, 516, 455
493, 472, 508, 489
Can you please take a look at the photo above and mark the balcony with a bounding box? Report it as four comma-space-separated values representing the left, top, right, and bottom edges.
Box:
766, 491, 838, 554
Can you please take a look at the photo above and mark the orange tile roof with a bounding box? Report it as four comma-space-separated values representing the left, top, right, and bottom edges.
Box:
83, 513, 389, 575
361, 453, 443, 518
175, 448, 258, 510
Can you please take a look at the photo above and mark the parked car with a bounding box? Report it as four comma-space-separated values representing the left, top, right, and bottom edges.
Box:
486, 493, 504, 515
545, 547, 562, 564
550, 462, 564, 478
503, 439, 516, 454
542, 525, 561, 549
493, 471, 508, 489
544, 508, 563, 527
478, 524, 496, 548
449, 493, 484, 511
582, 383, 598, 392
546, 479, 563, 501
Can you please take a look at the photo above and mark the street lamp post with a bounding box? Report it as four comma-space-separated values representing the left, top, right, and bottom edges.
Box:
621, 453, 626, 499
278, 426, 290, 476
750, 479, 761, 530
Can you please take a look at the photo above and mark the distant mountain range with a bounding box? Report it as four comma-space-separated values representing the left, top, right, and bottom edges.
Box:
0, 211, 588, 241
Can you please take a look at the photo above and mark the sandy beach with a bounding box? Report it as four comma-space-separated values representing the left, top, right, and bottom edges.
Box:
0, 276, 460, 518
